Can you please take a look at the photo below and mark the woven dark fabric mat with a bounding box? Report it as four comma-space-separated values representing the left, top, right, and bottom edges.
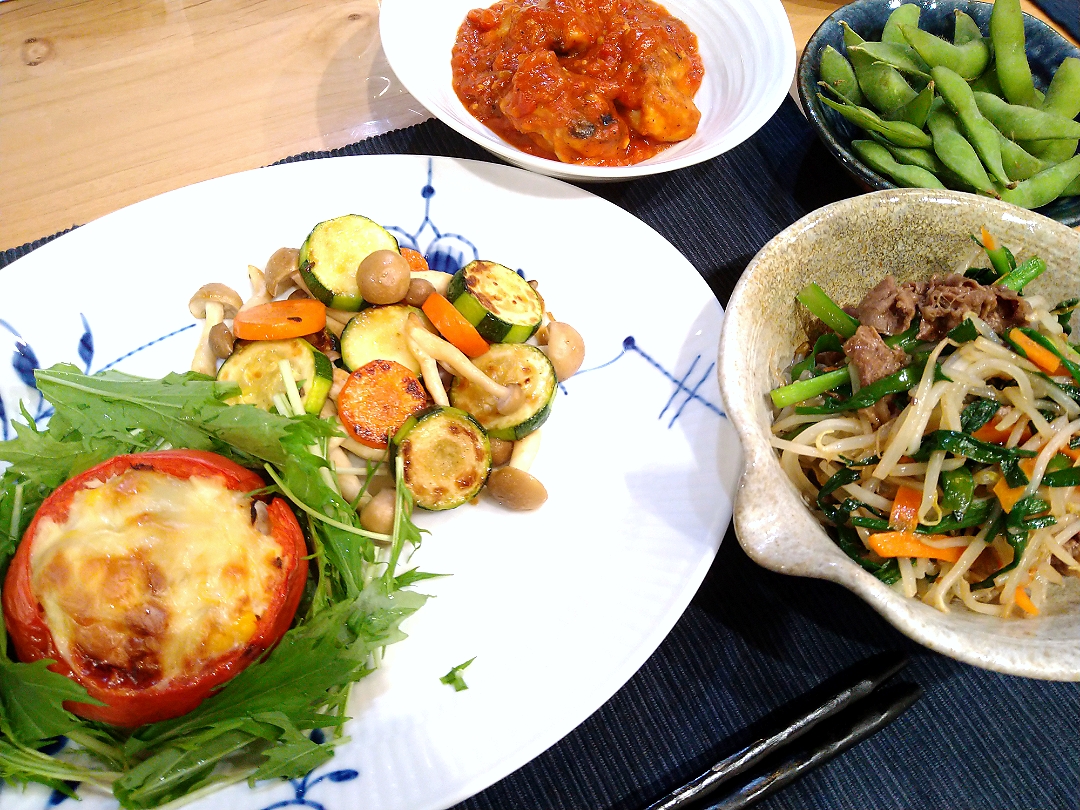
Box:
4, 96, 1079, 810
1033, 0, 1080, 41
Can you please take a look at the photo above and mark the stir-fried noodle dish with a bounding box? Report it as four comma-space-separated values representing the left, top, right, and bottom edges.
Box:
770, 228, 1080, 618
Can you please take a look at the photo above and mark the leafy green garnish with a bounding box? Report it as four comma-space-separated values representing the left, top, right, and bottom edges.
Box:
439, 658, 476, 692
0, 365, 432, 808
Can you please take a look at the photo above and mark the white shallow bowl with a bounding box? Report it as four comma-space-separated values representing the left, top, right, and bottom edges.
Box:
379, 0, 795, 182
718, 189, 1080, 681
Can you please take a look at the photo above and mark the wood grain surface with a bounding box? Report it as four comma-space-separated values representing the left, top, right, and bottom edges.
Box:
0, 0, 1070, 249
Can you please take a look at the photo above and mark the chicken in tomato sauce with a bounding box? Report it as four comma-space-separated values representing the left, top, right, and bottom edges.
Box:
452, 0, 703, 166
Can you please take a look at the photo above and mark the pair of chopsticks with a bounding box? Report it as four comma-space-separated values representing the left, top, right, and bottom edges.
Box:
643, 652, 921, 810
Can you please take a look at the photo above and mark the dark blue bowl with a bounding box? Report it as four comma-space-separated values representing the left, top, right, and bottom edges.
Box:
797, 0, 1080, 227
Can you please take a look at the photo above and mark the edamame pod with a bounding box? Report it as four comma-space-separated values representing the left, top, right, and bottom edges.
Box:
974, 91, 1080, 141
998, 134, 1048, 181
820, 45, 864, 105
998, 154, 1080, 208
848, 43, 930, 80
882, 4, 920, 45
933, 66, 1013, 187
926, 101, 998, 195
970, 64, 1004, 96
901, 24, 990, 81
848, 45, 918, 113
953, 11, 983, 46
870, 133, 948, 174
1063, 175, 1080, 196
840, 21, 865, 49
1026, 57, 1080, 163
818, 93, 933, 148
852, 139, 946, 189
990, 0, 1038, 107
884, 80, 935, 129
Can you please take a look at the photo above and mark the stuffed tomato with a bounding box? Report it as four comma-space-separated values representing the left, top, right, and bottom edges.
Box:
2, 450, 307, 727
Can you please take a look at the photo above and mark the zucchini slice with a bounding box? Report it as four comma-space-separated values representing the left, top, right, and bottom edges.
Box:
446, 260, 543, 343
341, 304, 429, 376
217, 338, 333, 415
449, 343, 556, 440
390, 406, 491, 510
298, 214, 399, 311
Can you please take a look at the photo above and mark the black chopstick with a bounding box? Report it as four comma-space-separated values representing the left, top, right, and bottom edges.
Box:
642, 652, 912, 810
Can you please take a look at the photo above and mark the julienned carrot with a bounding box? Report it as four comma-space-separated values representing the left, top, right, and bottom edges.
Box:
1008, 328, 1061, 374
233, 299, 327, 341
866, 531, 965, 563
401, 247, 429, 273
422, 292, 490, 359
337, 359, 429, 449
1013, 586, 1039, 616
972, 416, 1032, 446
889, 485, 922, 533
993, 457, 1039, 513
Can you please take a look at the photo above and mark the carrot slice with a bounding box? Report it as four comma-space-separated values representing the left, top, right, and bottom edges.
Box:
1013, 586, 1039, 616
993, 457, 1039, 513
1008, 328, 1060, 374
889, 485, 922, 533
337, 360, 429, 449
972, 416, 1032, 446
233, 299, 327, 341
422, 292, 490, 359
866, 531, 965, 563
401, 247, 429, 273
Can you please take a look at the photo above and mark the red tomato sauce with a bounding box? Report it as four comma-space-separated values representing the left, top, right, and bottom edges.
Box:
452, 0, 704, 166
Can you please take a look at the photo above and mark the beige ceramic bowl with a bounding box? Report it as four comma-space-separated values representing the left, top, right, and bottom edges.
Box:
718, 189, 1080, 680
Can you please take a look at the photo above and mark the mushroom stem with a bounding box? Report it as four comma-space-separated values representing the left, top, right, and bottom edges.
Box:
338, 432, 391, 462
410, 270, 452, 297
509, 428, 541, 473
191, 301, 224, 375
240, 265, 272, 311
329, 446, 362, 504
405, 327, 450, 406
405, 315, 510, 400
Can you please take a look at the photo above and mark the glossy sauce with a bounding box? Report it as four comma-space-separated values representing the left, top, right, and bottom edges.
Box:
452, 0, 703, 166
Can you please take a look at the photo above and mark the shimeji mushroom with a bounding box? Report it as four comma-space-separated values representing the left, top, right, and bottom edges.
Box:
189, 283, 242, 375
240, 265, 273, 311
403, 314, 524, 414
486, 429, 547, 510
263, 247, 301, 297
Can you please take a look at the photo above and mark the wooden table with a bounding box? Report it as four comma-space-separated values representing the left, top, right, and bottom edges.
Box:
0, 0, 1069, 250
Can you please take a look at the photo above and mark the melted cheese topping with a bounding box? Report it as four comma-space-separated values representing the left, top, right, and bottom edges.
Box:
30, 468, 286, 689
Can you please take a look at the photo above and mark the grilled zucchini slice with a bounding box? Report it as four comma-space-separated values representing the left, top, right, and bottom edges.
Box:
449, 343, 556, 440
218, 338, 333, 414
340, 304, 428, 376
446, 260, 543, 343
298, 214, 399, 311
390, 406, 491, 510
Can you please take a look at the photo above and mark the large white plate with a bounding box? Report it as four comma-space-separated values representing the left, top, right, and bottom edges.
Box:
379, 0, 795, 181
0, 155, 739, 810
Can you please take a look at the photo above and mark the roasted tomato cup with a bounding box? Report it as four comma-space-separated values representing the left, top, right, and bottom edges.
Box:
2, 450, 308, 728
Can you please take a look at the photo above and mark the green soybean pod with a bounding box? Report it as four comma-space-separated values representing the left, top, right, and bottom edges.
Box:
901, 24, 990, 81
932, 65, 1013, 187
841, 20, 865, 49
974, 91, 1080, 140
847, 43, 929, 80
817, 93, 933, 148
884, 80, 935, 129
953, 10, 984, 46
820, 45, 864, 105
847, 45, 918, 113
882, 3, 921, 45
998, 153, 1080, 208
990, 0, 1038, 107
852, 139, 946, 188
1062, 174, 1080, 196
970, 64, 1004, 96
998, 133, 1048, 181
926, 101, 998, 195
870, 132, 949, 174
1026, 57, 1080, 163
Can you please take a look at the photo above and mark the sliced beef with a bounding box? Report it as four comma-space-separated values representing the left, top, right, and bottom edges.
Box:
852, 276, 917, 336
843, 325, 908, 386
905, 274, 1031, 341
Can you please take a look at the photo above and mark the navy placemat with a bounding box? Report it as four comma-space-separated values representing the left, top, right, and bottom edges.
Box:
4, 96, 1079, 810
1033, 0, 1080, 41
